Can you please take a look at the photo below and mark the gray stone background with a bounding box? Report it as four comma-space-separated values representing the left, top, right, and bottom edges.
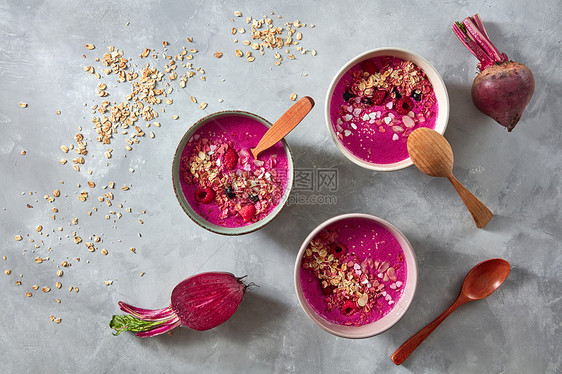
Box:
1, 1, 560, 373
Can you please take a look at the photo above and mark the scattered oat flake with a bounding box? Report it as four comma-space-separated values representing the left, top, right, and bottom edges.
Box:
129, 247, 136, 254
20, 150, 26, 155
234, 11, 242, 17
42, 287, 51, 293
86, 44, 95, 50
104, 280, 113, 286
15, 235, 22, 241
290, 93, 298, 101
214, 52, 223, 58
18, 102, 27, 108
190, 96, 197, 103
25, 292, 32, 297
5, 270, 11, 275
199, 102, 208, 110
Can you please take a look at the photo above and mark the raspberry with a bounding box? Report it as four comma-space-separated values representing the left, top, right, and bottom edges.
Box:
194, 187, 215, 204
395, 97, 415, 115
361, 60, 378, 75
329, 242, 347, 259
237, 204, 256, 222
371, 90, 387, 105
223, 147, 238, 170
321, 284, 336, 295
341, 300, 359, 316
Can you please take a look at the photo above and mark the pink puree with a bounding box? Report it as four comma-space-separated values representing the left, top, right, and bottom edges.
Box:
300, 217, 407, 326
330, 56, 439, 164
179, 114, 289, 228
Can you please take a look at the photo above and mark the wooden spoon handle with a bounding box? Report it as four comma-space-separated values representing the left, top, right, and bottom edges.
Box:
391, 298, 466, 365
447, 175, 493, 229
251, 96, 314, 159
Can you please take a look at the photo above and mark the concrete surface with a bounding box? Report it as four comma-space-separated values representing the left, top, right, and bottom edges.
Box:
1, 0, 560, 373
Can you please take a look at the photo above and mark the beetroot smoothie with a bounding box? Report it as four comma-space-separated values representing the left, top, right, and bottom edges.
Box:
330, 56, 439, 164
179, 114, 290, 228
299, 217, 407, 326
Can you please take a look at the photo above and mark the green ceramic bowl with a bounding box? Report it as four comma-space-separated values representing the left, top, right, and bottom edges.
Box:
172, 110, 294, 235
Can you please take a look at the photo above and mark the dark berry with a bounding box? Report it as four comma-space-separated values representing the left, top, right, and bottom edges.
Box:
361, 60, 378, 75
392, 87, 402, 99
342, 90, 354, 102
411, 90, 422, 101
371, 90, 386, 105
224, 186, 236, 199
329, 242, 347, 259
194, 187, 215, 204
361, 97, 372, 105
248, 194, 259, 203
395, 97, 415, 115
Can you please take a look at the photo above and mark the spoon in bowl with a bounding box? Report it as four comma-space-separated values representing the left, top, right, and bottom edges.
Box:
407, 127, 493, 228
251, 96, 314, 159
391, 258, 510, 365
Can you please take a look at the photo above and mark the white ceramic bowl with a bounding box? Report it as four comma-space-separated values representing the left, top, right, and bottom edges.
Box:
294, 213, 418, 339
325, 48, 450, 171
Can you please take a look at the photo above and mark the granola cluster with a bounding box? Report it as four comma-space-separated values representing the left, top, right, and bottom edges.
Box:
302, 229, 404, 326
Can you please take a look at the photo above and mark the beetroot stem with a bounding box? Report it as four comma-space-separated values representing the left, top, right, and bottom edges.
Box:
134, 317, 181, 338
118, 301, 175, 321
110, 302, 181, 337
452, 23, 495, 70
452, 14, 509, 71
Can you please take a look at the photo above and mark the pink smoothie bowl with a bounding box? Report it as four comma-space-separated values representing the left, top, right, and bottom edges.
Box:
171, 110, 294, 236
325, 48, 450, 171
294, 213, 418, 339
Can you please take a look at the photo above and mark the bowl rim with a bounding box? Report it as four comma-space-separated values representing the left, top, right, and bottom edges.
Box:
324, 47, 450, 172
171, 110, 294, 236
294, 213, 418, 339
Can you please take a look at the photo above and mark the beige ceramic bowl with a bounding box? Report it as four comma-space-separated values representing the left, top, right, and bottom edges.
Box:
325, 47, 450, 171
294, 213, 418, 339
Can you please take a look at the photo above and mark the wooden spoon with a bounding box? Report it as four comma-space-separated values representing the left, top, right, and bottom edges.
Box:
251, 96, 314, 159
391, 258, 510, 365
407, 128, 493, 228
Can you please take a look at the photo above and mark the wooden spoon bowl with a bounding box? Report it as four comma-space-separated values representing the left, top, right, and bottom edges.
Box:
407, 128, 493, 228
391, 258, 510, 365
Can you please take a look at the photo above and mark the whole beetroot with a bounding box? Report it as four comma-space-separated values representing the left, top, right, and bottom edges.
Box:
109, 272, 249, 337
453, 14, 535, 131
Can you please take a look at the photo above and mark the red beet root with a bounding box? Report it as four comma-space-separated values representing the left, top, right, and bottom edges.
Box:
471, 62, 534, 131
109, 272, 249, 337
452, 14, 534, 131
